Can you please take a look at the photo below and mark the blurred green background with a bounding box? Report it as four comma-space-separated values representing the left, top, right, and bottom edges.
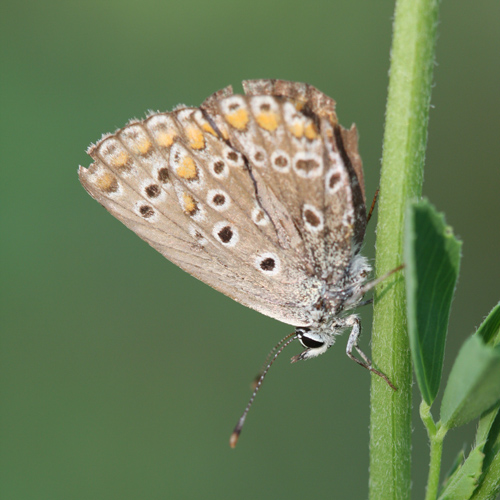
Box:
1, 0, 499, 498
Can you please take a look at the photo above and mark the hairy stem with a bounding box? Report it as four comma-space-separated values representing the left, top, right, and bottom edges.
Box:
421, 401, 447, 500
369, 0, 441, 498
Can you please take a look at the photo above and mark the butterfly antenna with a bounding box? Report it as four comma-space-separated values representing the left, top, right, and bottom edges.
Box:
230, 333, 297, 448
252, 331, 297, 389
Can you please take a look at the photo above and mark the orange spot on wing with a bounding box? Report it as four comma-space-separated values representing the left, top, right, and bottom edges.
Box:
186, 126, 205, 150
96, 172, 118, 193
290, 122, 304, 138
136, 139, 152, 155
256, 112, 279, 132
225, 108, 249, 130
177, 156, 198, 180
182, 192, 198, 215
113, 151, 130, 168
156, 130, 177, 148
201, 122, 217, 136
304, 122, 319, 140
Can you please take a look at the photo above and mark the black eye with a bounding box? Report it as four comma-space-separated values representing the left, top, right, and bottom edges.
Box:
299, 335, 324, 349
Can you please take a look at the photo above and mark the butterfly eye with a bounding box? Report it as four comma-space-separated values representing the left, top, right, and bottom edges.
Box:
298, 334, 324, 349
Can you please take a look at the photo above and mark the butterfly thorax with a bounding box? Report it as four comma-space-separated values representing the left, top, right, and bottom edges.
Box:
306, 253, 371, 321
293, 253, 371, 361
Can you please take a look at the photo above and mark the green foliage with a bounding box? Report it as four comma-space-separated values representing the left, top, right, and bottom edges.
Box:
438, 446, 484, 500
468, 304, 500, 499
476, 404, 500, 453
404, 199, 462, 405
428, 309, 500, 500
440, 335, 500, 429
471, 405, 500, 499
405, 203, 500, 499
441, 447, 466, 490
476, 303, 500, 347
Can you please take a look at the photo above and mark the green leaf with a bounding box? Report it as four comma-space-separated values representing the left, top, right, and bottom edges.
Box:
476, 302, 500, 347
441, 446, 466, 492
472, 303, 500, 461
439, 406, 500, 500
440, 336, 500, 429
438, 445, 484, 500
475, 404, 500, 448
404, 199, 462, 405
441, 308, 500, 499
471, 409, 500, 499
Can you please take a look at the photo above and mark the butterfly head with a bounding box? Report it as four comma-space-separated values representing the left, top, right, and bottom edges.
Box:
292, 326, 334, 362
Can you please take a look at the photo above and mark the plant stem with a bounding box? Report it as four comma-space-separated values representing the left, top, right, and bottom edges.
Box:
369, 0, 440, 498
421, 401, 447, 500
426, 431, 445, 500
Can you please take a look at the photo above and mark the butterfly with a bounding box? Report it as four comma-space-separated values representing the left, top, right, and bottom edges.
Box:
79, 79, 397, 447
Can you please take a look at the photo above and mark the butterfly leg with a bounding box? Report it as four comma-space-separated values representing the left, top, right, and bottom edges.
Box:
344, 315, 397, 391
357, 298, 373, 308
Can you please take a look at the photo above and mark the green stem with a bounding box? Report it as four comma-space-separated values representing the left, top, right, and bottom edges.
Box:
369, 0, 440, 498
421, 401, 447, 500
426, 434, 445, 500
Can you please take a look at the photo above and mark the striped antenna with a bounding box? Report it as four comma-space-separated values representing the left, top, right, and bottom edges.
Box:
230, 333, 297, 448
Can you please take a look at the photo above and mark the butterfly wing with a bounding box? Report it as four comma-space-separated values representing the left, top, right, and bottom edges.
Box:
78, 81, 366, 326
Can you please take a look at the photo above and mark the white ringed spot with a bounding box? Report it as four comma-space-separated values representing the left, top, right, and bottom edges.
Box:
302, 204, 324, 231
207, 189, 230, 211
210, 159, 229, 179
250, 146, 267, 168
224, 147, 245, 168
213, 221, 239, 247
252, 206, 269, 226
254, 252, 281, 276
293, 152, 323, 178
271, 150, 291, 173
